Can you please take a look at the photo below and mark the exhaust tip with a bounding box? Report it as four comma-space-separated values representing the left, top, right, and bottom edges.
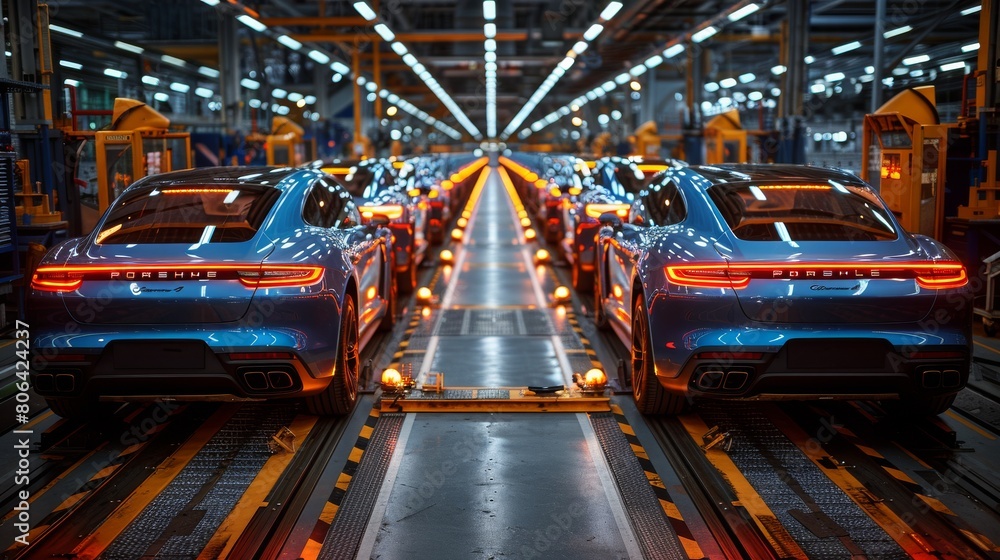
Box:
921, 369, 942, 389
268, 370, 294, 390
242, 371, 268, 391
697, 370, 724, 390
55, 373, 76, 393
35, 374, 54, 392
941, 369, 961, 388
724, 370, 749, 390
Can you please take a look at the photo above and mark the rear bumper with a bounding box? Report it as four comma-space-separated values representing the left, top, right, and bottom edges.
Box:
645, 294, 973, 400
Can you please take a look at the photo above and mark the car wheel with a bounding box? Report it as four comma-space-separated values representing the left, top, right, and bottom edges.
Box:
891, 392, 957, 417
572, 245, 593, 292
631, 298, 684, 415
46, 397, 117, 420
379, 255, 397, 332
593, 261, 609, 330
306, 295, 360, 416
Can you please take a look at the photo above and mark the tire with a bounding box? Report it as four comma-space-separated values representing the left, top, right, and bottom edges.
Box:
306, 295, 361, 416
572, 244, 594, 292
593, 261, 609, 330
46, 397, 117, 420
631, 298, 685, 415
379, 259, 397, 333
889, 392, 957, 417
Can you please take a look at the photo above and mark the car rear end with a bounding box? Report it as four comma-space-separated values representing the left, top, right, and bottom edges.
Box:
28, 174, 340, 407
647, 174, 972, 414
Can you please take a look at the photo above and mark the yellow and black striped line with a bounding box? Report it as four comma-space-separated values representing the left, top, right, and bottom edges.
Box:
3, 406, 170, 553
302, 406, 381, 556
610, 404, 706, 559
826, 409, 1000, 553
565, 307, 605, 372
387, 308, 424, 372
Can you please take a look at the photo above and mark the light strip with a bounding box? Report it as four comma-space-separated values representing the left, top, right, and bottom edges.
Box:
236, 14, 267, 33
114, 41, 143, 54
831, 40, 862, 55
903, 54, 931, 65
277, 34, 302, 50
883, 25, 912, 38
60, 60, 83, 70
727, 3, 759, 21
353, 1, 377, 20
50, 24, 83, 38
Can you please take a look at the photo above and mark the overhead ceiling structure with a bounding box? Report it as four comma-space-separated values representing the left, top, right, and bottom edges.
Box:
46, 0, 982, 139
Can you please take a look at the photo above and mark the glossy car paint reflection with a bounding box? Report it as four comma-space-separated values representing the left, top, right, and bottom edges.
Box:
29, 166, 394, 417
595, 164, 972, 416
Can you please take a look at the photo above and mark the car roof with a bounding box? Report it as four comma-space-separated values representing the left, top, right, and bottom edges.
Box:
132, 166, 314, 190
685, 164, 864, 187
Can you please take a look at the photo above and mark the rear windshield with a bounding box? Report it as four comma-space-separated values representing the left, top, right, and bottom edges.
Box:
328, 166, 391, 198
708, 183, 897, 241
96, 185, 279, 244
594, 161, 653, 198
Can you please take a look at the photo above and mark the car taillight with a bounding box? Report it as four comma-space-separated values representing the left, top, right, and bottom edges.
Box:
31, 268, 84, 292
913, 264, 968, 290
360, 204, 404, 220
238, 265, 324, 288
31, 264, 325, 292
585, 203, 630, 219
666, 265, 751, 289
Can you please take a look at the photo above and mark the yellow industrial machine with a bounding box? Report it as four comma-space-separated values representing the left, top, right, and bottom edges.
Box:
705, 109, 748, 164
266, 116, 316, 165
633, 120, 661, 157
862, 86, 951, 239
85, 98, 191, 232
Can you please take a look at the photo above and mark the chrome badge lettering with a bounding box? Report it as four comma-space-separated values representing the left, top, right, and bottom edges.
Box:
772, 269, 880, 279
111, 270, 219, 280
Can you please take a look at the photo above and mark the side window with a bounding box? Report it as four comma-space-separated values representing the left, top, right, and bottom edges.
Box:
303, 179, 358, 228
645, 180, 687, 226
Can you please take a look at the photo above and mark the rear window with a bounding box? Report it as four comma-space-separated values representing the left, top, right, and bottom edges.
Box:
328, 165, 391, 197
708, 183, 897, 241
594, 161, 655, 198
96, 185, 279, 244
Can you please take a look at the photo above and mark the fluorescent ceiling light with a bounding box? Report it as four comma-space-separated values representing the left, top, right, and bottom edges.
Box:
484, 0, 496, 20
236, 14, 267, 33
810, 82, 826, 94
288, 92, 304, 102
748, 91, 763, 101
374, 23, 394, 42
771, 64, 786, 75
961, 4, 982, 15
728, 3, 760, 22
903, 54, 930, 65
305, 95, 317, 104
739, 72, 755, 83
240, 78, 261, 90
615, 73, 630, 84
391, 42, 408, 56
402, 54, 417, 66
865, 65, 874, 74
114, 41, 143, 54
277, 35, 302, 50
64, 78, 80, 87
485, 51, 497, 62
600, 1, 623, 20
199, 66, 220, 78
162, 55, 186, 67
804, 55, 815, 64
884, 25, 911, 38
558, 56, 574, 70
170, 82, 190, 92
141, 75, 160, 86
691, 26, 718, 43
962, 42, 980, 52
704, 82, 720, 92
309, 50, 331, 64
154, 92, 170, 102
485, 23, 496, 38
645, 54, 663, 68
272, 88, 287, 98
663, 44, 685, 58
572, 41, 588, 55
584, 24, 604, 42
195, 87, 214, 98
719, 77, 737, 88
201, 0, 220, 5
831, 41, 861, 55
941, 61, 966, 72
485, 39, 496, 51
630, 65, 647, 76
50, 24, 83, 38
59, 60, 83, 70
353, 1, 377, 21
103, 68, 127, 79
824, 72, 845, 82
331, 61, 351, 74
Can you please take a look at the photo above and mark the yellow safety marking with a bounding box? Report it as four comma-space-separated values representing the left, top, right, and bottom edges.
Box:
335, 473, 353, 492
69, 405, 239, 560
609, 405, 706, 559
678, 412, 810, 559
51, 491, 86, 512
974, 340, 1000, 356
199, 414, 318, 560
856, 444, 882, 458
360, 424, 374, 439
21, 409, 54, 431
91, 465, 117, 480
961, 529, 1000, 552
945, 409, 997, 441
917, 494, 954, 515
300, 538, 323, 559
884, 466, 916, 484
765, 407, 941, 558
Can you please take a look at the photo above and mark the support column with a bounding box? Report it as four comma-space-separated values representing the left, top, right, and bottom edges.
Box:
219, 13, 243, 132
871, 0, 887, 112
353, 39, 363, 155
683, 44, 704, 164
779, 0, 808, 164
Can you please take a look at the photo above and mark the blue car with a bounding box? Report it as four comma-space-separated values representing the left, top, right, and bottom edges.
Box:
28, 166, 395, 418
594, 164, 972, 416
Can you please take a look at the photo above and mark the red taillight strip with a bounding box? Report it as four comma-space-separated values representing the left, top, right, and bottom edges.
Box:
665, 262, 968, 290
228, 351, 294, 360
30, 263, 325, 292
